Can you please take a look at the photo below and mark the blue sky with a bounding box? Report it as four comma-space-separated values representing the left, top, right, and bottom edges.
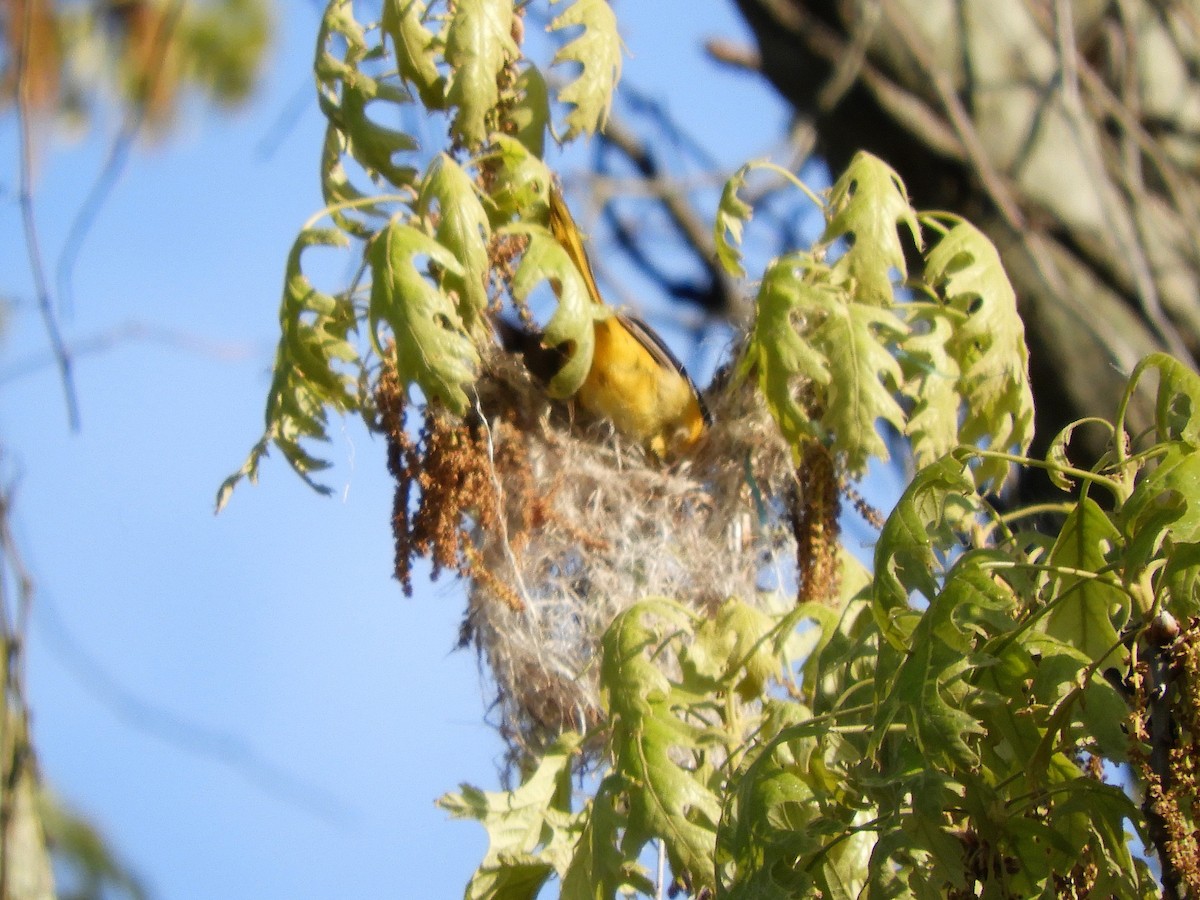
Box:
0, 3, 796, 897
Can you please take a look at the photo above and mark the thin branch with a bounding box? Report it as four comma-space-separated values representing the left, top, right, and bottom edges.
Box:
881, 0, 1028, 231
0, 320, 260, 386
56, 0, 187, 320
703, 37, 761, 73
15, 1, 79, 431
597, 112, 738, 316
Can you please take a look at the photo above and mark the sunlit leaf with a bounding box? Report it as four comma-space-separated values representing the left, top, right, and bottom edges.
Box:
507, 225, 602, 399
368, 220, 479, 415
218, 225, 356, 507
873, 455, 977, 645
1042, 498, 1126, 663
485, 134, 554, 222
548, 0, 623, 139
1122, 444, 1200, 573
382, 0, 445, 108
316, 0, 419, 186
439, 733, 583, 900
901, 311, 962, 469
417, 155, 491, 335
445, 0, 517, 149
600, 600, 722, 888
715, 162, 755, 277
924, 219, 1034, 490
822, 151, 921, 308
506, 66, 550, 158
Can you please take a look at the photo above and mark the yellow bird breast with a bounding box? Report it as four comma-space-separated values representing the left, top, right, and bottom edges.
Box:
578, 316, 707, 458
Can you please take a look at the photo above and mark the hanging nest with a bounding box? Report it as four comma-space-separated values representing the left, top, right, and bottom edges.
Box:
375, 336, 844, 763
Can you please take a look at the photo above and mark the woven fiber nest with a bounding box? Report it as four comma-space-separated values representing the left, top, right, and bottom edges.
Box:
376, 341, 839, 763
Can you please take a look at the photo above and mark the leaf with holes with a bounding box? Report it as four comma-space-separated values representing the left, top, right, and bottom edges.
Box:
601, 600, 723, 889
417, 155, 491, 336
925, 219, 1033, 490
382, 0, 445, 109
807, 289, 907, 473
508, 225, 602, 399
902, 310, 962, 469
715, 162, 756, 277
217, 225, 358, 508
549, 0, 623, 139
741, 253, 833, 458
823, 151, 921, 308
439, 733, 583, 900
445, 0, 516, 149
368, 220, 478, 415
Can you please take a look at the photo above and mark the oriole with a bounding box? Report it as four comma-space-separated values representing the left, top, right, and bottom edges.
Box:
513, 187, 709, 458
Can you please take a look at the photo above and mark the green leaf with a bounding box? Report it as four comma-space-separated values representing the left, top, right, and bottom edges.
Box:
417, 155, 491, 335
1044, 418, 1112, 494
1042, 498, 1126, 663
822, 151, 921, 308
40, 790, 146, 900
871, 563, 1009, 770
381, 0, 445, 109
316, 0, 418, 186
1122, 443, 1200, 570
1160, 541, 1200, 618
505, 66, 550, 158
901, 311, 962, 469
319, 125, 386, 239
873, 455, 977, 644
741, 253, 831, 457
743, 253, 906, 471
439, 733, 583, 900
807, 289, 907, 472
485, 135, 554, 222
549, 0, 623, 139
600, 601, 722, 888
507, 225, 602, 399
684, 599, 780, 701
924, 220, 1034, 490
445, 0, 517, 149
218, 226, 357, 508
714, 162, 755, 277
368, 219, 479, 415
1126, 352, 1200, 447
560, 782, 655, 900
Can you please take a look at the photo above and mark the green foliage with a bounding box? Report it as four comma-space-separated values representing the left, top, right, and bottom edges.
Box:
507, 224, 602, 399
223, 0, 621, 500
40, 792, 148, 900
548, 0, 623, 140
11, 0, 269, 127
732, 152, 1033, 482
439, 734, 584, 900
368, 218, 479, 414
229, 2, 1200, 895
445, 0, 517, 149
436, 353, 1200, 895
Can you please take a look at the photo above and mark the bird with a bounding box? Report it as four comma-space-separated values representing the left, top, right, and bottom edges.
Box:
503, 186, 710, 459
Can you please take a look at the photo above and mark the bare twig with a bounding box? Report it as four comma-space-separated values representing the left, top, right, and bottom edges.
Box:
15, 0, 79, 431
704, 38, 761, 73
0, 320, 260, 386
597, 112, 738, 316
56, 0, 187, 320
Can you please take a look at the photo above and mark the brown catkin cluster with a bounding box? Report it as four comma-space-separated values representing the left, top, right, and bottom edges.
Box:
1161, 621, 1200, 893
377, 340, 846, 760
1127, 616, 1200, 895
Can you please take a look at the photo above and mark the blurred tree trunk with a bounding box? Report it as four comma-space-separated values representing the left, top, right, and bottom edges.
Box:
729, 0, 1200, 480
